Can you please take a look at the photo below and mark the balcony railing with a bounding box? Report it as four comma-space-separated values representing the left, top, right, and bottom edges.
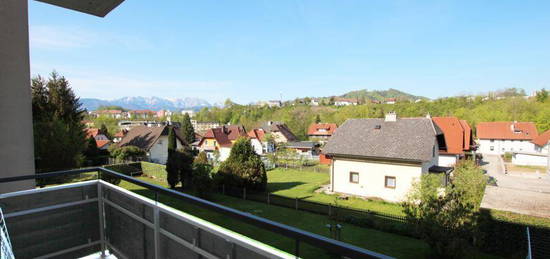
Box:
0, 167, 391, 259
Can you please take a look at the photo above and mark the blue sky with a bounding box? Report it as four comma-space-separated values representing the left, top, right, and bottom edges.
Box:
29, 1, 550, 104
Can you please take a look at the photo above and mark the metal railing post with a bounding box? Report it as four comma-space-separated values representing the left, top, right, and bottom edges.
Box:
154, 191, 160, 259
294, 239, 300, 259
97, 182, 107, 258
526, 227, 532, 259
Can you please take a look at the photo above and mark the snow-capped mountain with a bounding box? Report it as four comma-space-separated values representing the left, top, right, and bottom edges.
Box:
80, 96, 211, 111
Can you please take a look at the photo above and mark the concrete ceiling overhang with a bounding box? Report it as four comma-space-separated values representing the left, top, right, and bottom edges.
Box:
35, 0, 125, 17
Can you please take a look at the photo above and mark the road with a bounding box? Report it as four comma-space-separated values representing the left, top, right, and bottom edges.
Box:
480, 154, 550, 218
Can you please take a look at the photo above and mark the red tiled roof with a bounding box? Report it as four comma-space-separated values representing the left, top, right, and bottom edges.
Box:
532, 130, 550, 147
199, 125, 247, 147
85, 128, 100, 138
248, 128, 266, 142
307, 123, 338, 136
476, 122, 538, 140
96, 110, 122, 114
459, 120, 472, 150
433, 117, 472, 155
129, 109, 155, 114
334, 98, 357, 103
96, 140, 111, 148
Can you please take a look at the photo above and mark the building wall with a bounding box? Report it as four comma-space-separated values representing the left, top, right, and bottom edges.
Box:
250, 139, 263, 155
148, 135, 185, 164
0, 0, 36, 193
512, 153, 548, 167
478, 139, 535, 155
438, 154, 458, 167
331, 157, 423, 202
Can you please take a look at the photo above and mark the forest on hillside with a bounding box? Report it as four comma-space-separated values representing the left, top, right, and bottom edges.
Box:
192, 91, 549, 140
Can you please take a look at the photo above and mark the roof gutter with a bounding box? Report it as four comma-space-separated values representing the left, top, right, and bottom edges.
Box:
326, 153, 426, 164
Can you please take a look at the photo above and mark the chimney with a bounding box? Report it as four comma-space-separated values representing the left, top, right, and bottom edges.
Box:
385, 112, 397, 122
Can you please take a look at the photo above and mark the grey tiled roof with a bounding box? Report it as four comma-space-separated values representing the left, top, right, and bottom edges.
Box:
323, 118, 439, 162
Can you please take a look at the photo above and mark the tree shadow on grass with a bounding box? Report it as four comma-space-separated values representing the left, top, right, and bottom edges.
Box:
267, 181, 306, 192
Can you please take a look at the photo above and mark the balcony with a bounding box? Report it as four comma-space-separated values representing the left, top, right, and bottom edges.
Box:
0, 168, 390, 259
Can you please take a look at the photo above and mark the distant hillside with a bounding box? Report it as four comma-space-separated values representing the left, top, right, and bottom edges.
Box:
80, 96, 211, 111
340, 88, 428, 102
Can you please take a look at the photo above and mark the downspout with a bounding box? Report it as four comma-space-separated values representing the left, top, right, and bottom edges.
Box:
331, 156, 335, 192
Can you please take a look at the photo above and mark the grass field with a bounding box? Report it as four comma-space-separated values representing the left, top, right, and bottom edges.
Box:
118, 175, 501, 259
268, 167, 406, 216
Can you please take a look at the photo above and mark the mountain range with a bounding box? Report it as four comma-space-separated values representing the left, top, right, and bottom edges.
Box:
80, 96, 211, 111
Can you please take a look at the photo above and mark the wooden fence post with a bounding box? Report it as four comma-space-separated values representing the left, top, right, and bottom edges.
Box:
295, 197, 298, 210
328, 204, 331, 217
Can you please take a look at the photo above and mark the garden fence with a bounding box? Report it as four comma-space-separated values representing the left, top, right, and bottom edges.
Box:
219, 185, 411, 234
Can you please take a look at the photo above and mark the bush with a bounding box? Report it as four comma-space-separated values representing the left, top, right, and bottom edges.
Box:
109, 145, 146, 162
216, 138, 267, 191
402, 174, 476, 259
192, 164, 214, 198
502, 152, 512, 162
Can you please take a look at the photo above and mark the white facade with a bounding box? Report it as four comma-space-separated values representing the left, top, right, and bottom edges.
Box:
147, 135, 185, 164
250, 139, 264, 155
512, 153, 549, 167
478, 139, 535, 155
438, 154, 458, 167
331, 158, 422, 202
330, 155, 437, 202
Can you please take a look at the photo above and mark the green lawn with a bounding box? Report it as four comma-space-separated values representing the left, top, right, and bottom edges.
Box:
116, 174, 500, 259
490, 209, 550, 228
268, 167, 406, 216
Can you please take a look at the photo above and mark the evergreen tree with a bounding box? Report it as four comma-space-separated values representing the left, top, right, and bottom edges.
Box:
314, 114, 321, 123
32, 71, 86, 173
168, 127, 177, 152
180, 113, 195, 143
179, 146, 195, 189
194, 151, 209, 165
166, 127, 179, 188
100, 123, 111, 139
217, 137, 267, 191
536, 88, 548, 103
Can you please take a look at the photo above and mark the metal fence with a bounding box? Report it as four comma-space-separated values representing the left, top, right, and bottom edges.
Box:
220, 185, 411, 236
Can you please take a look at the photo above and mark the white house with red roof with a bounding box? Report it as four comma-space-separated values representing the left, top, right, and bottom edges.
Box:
197, 125, 248, 161
247, 128, 275, 155
512, 130, 550, 167
476, 121, 538, 155
307, 123, 338, 142
432, 117, 474, 166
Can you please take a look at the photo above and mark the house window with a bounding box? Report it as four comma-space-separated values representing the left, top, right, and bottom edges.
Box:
490, 139, 494, 143
490, 146, 494, 151
158, 140, 163, 145
349, 172, 359, 183
213, 140, 217, 146
385, 176, 396, 189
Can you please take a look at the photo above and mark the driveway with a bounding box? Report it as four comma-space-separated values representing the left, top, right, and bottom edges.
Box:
480, 154, 550, 218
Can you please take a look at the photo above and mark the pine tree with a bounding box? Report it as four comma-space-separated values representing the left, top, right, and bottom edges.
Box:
100, 124, 111, 139
166, 128, 179, 188
32, 71, 86, 173
218, 137, 267, 191
180, 113, 195, 143
315, 114, 321, 123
